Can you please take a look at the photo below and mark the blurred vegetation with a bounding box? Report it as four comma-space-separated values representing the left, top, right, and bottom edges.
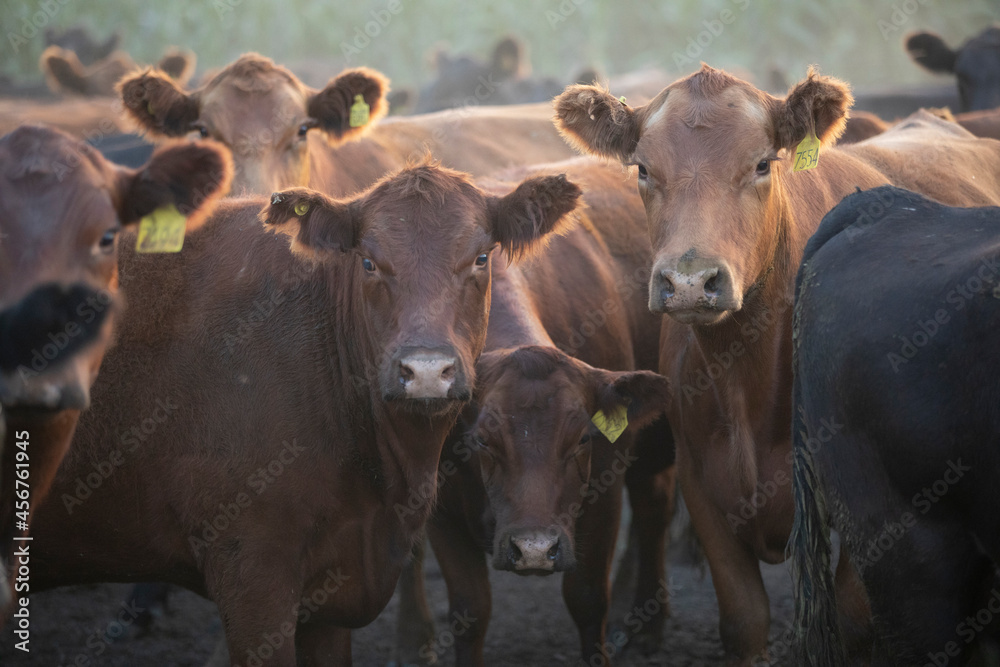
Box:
1, 0, 996, 92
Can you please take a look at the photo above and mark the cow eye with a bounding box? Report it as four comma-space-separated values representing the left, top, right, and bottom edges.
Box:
636, 164, 648, 181
361, 258, 376, 273
192, 124, 209, 139
755, 159, 771, 176
298, 123, 311, 137
474, 253, 489, 267
579, 433, 592, 445
97, 228, 119, 253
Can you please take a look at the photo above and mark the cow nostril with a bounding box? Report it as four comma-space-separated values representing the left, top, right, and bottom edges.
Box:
547, 543, 560, 561
399, 364, 414, 384
704, 274, 719, 296
509, 538, 522, 563
440, 364, 456, 381
660, 274, 675, 298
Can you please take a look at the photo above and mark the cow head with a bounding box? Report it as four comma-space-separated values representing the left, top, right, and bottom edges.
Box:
0, 125, 232, 412
261, 163, 581, 416
906, 26, 1000, 112
414, 36, 530, 113
466, 346, 670, 573
555, 65, 851, 325
120, 53, 389, 194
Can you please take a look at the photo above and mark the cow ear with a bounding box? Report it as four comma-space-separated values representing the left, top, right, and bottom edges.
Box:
491, 37, 525, 80
486, 174, 582, 261
307, 67, 389, 141
116, 140, 233, 232
39, 46, 90, 96
155, 48, 197, 87
591, 368, 671, 434
554, 85, 641, 161
119, 69, 200, 138
774, 67, 853, 150
905, 31, 958, 74
260, 188, 362, 257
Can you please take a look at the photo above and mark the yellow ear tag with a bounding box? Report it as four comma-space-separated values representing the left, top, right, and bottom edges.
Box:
349, 94, 370, 128
619, 95, 627, 104
793, 131, 820, 172
136, 204, 186, 253
591, 405, 628, 444
294, 201, 310, 216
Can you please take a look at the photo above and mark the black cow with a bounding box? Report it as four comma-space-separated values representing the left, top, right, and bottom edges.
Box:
791, 186, 1000, 665
907, 26, 1000, 111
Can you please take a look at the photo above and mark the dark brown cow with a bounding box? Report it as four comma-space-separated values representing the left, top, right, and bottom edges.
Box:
555, 66, 1000, 664
0, 125, 231, 615
40, 46, 196, 98
26, 161, 580, 665
119, 53, 577, 195
907, 26, 1000, 111
44, 26, 120, 67
398, 158, 672, 665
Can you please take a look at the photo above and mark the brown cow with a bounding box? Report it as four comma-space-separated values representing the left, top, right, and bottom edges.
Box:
40, 45, 196, 98
118, 53, 577, 195
0, 125, 231, 614
400, 158, 671, 665
26, 161, 581, 665
554, 66, 1000, 664
841, 106, 1000, 143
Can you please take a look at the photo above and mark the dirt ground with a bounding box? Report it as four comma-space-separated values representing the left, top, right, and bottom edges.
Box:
0, 507, 797, 667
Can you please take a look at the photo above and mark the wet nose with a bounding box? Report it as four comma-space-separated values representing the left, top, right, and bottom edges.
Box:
507, 531, 561, 571
649, 259, 736, 314
397, 351, 457, 399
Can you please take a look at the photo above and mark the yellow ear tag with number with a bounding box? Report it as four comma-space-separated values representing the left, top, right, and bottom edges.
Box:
294, 201, 310, 216
349, 94, 370, 128
136, 204, 186, 253
793, 131, 820, 172
591, 405, 628, 443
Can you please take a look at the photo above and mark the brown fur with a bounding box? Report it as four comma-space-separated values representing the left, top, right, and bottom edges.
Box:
554, 64, 1000, 663
842, 106, 1000, 144
0, 125, 231, 615
26, 163, 579, 663
40, 45, 194, 98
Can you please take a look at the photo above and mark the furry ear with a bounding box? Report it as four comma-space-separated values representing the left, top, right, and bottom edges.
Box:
155, 48, 197, 87
906, 31, 957, 74
260, 188, 363, 257
119, 69, 200, 138
592, 368, 672, 433
307, 67, 390, 141
116, 140, 233, 231
486, 174, 582, 261
553, 85, 641, 161
39, 46, 131, 97
491, 37, 525, 80
774, 67, 853, 149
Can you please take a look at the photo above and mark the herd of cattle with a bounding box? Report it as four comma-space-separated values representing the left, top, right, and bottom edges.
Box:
1, 21, 999, 667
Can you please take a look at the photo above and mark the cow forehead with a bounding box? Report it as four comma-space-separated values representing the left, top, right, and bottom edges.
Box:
365, 198, 491, 268
200, 79, 308, 138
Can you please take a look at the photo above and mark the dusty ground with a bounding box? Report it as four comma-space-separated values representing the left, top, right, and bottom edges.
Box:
0, 511, 797, 667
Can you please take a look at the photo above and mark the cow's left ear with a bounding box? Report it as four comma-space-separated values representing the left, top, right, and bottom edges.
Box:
116, 139, 233, 231
485, 174, 582, 261
590, 367, 671, 433
260, 188, 363, 258
155, 48, 197, 86
906, 31, 957, 74
491, 37, 526, 80
553, 85, 641, 161
307, 67, 390, 141
774, 67, 853, 150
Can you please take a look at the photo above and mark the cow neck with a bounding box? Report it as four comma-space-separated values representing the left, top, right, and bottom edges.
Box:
685, 183, 799, 494
484, 261, 554, 351
324, 260, 457, 538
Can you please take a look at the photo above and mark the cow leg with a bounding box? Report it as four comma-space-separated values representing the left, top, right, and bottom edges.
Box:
392, 535, 437, 666
680, 469, 769, 665
297, 623, 352, 666
833, 540, 873, 663
563, 472, 624, 665
425, 518, 490, 667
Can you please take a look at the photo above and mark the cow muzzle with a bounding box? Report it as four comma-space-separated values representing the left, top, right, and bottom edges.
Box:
384, 346, 471, 407
649, 255, 741, 324
494, 527, 575, 574
0, 282, 112, 411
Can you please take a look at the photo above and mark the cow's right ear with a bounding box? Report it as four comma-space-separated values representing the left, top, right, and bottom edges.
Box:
906, 31, 958, 74
39, 46, 89, 96
260, 188, 363, 258
553, 84, 641, 161
486, 174, 582, 261
119, 69, 200, 138
774, 68, 853, 150
155, 48, 197, 87
307, 67, 390, 142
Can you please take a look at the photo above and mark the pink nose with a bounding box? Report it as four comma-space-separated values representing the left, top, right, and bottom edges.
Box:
398, 352, 457, 399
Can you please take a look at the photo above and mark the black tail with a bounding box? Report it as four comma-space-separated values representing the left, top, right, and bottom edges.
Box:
789, 398, 846, 666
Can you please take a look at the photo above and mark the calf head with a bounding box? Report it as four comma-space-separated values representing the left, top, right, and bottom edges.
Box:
0, 125, 232, 412
120, 53, 389, 194
261, 163, 581, 416
907, 26, 1000, 112
555, 65, 851, 325
467, 346, 670, 574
